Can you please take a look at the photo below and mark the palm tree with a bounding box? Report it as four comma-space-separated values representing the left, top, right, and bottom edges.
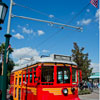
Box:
0, 43, 13, 75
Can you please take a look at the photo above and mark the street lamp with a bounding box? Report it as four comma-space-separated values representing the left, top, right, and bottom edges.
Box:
0, 2, 8, 24
0, 1, 9, 100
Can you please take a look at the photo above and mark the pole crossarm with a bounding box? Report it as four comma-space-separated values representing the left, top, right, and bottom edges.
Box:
12, 14, 83, 31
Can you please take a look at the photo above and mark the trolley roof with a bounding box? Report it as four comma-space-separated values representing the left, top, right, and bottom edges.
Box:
12, 54, 77, 72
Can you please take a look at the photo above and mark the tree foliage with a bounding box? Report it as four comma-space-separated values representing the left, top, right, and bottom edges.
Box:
72, 42, 93, 81
0, 43, 14, 75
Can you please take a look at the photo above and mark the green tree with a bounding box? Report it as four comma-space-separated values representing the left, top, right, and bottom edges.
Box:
7, 58, 15, 84
0, 43, 14, 75
72, 42, 93, 81
0, 58, 15, 83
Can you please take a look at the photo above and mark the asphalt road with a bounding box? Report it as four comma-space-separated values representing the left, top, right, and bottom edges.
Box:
79, 89, 99, 100
6, 88, 99, 100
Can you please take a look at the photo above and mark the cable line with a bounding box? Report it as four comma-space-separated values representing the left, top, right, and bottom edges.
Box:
35, 28, 64, 49
15, 2, 90, 25
15, 3, 68, 23
14, 2, 89, 50
67, 3, 90, 24
15, 3, 49, 17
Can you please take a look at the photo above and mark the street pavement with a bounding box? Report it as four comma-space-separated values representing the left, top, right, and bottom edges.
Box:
6, 88, 99, 100
79, 88, 99, 100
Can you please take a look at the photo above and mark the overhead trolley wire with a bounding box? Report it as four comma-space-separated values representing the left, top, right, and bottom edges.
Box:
35, 28, 64, 49
15, 3, 49, 17
15, 3, 68, 24
14, 2, 90, 50
37, 3, 90, 50
67, 3, 90, 24
15, 2, 91, 25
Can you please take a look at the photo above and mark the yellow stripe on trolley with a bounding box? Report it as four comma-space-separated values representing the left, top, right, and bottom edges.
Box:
42, 88, 76, 95
22, 86, 37, 95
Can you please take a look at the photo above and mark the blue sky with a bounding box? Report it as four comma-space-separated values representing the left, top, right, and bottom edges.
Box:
1, 0, 99, 72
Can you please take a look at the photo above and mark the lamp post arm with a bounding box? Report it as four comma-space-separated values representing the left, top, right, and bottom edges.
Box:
12, 14, 83, 31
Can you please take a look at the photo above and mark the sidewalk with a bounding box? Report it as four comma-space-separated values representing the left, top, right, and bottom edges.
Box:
79, 91, 99, 100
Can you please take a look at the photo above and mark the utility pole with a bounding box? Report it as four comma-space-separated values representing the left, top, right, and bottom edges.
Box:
2, 0, 13, 100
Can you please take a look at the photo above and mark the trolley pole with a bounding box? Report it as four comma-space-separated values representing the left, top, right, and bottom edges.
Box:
2, 0, 13, 100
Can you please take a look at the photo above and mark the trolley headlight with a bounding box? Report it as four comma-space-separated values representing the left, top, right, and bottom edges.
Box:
62, 88, 68, 96
71, 88, 75, 94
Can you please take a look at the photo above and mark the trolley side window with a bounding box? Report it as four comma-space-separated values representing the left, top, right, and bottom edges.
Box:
41, 66, 54, 85
19, 77, 21, 85
26, 74, 28, 83
34, 67, 36, 83
72, 68, 77, 83
57, 67, 70, 84
29, 68, 33, 83
30, 73, 32, 83
15, 87, 17, 98
18, 88, 21, 100
23, 74, 25, 82
15, 78, 17, 85
78, 70, 82, 83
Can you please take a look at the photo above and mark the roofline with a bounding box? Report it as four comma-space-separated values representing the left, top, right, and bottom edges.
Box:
12, 62, 77, 72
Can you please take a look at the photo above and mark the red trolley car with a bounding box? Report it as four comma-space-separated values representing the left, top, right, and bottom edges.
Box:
9, 54, 82, 100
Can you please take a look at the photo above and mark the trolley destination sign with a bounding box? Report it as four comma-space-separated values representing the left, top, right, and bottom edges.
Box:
54, 54, 73, 61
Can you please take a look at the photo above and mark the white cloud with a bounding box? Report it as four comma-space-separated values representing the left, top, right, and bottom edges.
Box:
15, 56, 40, 65
71, 12, 75, 15
37, 30, 45, 36
12, 29, 15, 33
86, 9, 90, 13
77, 19, 92, 25
17, 25, 21, 28
22, 27, 33, 34
95, 9, 100, 21
16, 58, 31, 65
13, 33, 24, 39
49, 14, 54, 18
77, 21, 80, 25
12, 47, 39, 59
26, 24, 29, 26
90, 63, 99, 72
42, 49, 49, 53
17, 25, 44, 36
81, 19, 91, 25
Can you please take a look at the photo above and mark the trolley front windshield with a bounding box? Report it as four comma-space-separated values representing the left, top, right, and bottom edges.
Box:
41, 65, 79, 85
